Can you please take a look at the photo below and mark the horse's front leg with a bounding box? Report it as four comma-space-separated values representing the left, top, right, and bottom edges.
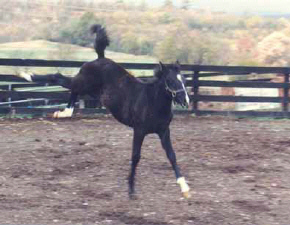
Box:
128, 129, 145, 198
158, 128, 190, 198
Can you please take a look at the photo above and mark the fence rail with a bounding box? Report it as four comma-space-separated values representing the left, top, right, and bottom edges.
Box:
1, 58, 290, 118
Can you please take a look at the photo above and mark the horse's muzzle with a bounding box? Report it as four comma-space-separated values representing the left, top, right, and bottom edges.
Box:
174, 92, 190, 108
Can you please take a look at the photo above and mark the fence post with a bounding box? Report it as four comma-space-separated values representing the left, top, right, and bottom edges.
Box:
8, 84, 12, 107
79, 99, 85, 109
192, 70, 199, 115
283, 73, 290, 117
45, 83, 49, 106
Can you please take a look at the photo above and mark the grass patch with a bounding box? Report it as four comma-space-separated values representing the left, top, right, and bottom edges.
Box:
0, 40, 157, 76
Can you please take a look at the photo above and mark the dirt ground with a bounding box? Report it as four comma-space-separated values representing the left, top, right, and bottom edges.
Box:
1, 115, 290, 225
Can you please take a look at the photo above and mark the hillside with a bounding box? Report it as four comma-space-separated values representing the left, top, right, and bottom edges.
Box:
1, 0, 290, 68
0, 40, 157, 75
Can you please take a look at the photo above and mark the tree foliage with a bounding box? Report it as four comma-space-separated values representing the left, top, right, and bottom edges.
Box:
1, 0, 290, 66
58, 12, 100, 46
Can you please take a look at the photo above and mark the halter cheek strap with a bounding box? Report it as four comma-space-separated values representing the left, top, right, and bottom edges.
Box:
165, 82, 186, 98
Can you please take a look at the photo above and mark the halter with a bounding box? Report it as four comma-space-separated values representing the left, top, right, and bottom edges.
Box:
165, 81, 186, 98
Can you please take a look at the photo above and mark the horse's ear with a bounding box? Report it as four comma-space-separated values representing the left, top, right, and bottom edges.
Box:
159, 62, 166, 72
175, 60, 181, 70
154, 62, 167, 78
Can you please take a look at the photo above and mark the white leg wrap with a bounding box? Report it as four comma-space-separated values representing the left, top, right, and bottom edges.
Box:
177, 177, 190, 198
19, 71, 33, 82
53, 107, 74, 118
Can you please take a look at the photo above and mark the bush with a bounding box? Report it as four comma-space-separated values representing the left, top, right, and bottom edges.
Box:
58, 12, 102, 47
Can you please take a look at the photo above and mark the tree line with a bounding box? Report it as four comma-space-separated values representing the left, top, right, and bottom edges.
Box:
1, 0, 290, 66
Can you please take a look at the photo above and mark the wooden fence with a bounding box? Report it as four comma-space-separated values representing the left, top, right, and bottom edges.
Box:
1, 58, 290, 118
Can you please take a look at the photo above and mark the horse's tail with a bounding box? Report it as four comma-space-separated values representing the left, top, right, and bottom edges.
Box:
90, 24, 110, 59
18, 72, 72, 89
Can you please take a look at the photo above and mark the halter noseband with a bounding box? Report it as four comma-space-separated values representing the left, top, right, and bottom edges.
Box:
165, 82, 186, 98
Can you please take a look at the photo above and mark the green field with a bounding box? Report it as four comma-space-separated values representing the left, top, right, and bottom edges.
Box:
0, 40, 157, 76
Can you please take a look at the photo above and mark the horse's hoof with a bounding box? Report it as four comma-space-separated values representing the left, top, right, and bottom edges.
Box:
129, 189, 138, 200
177, 177, 190, 199
18, 71, 33, 82
53, 111, 59, 118
53, 108, 73, 118
129, 193, 138, 200
182, 191, 191, 199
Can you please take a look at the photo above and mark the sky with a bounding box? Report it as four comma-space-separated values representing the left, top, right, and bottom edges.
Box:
143, 0, 290, 15
189, 0, 290, 14
19, 0, 290, 15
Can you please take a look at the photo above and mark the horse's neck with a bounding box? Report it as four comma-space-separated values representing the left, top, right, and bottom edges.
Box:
154, 80, 172, 110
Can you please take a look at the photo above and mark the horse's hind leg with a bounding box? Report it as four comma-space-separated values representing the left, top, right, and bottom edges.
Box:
53, 92, 78, 118
128, 129, 145, 198
18, 71, 76, 118
158, 128, 190, 198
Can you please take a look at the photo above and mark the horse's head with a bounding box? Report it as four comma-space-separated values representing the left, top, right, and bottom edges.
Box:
154, 61, 190, 107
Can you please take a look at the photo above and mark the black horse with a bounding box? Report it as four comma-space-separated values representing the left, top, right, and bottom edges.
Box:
19, 24, 190, 198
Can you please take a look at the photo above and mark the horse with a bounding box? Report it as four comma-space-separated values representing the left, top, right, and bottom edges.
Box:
19, 24, 191, 199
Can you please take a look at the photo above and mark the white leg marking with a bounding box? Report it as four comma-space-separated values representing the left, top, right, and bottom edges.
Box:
177, 177, 190, 199
53, 107, 74, 118
19, 71, 33, 82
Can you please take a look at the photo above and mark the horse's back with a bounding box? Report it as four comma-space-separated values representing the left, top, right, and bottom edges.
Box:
71, 58, 123, 95
71, 57, 172, 132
